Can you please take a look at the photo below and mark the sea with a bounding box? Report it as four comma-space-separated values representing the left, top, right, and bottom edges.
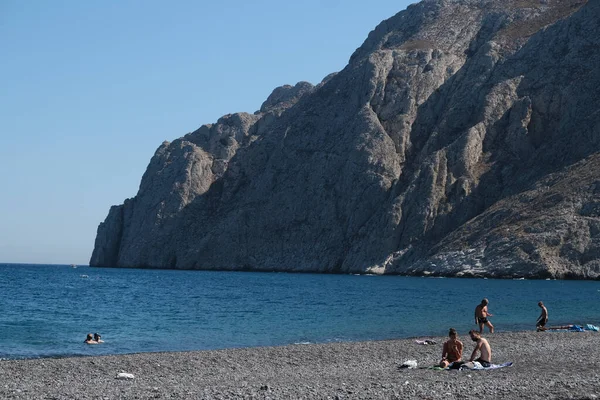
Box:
1, 263, 599, 360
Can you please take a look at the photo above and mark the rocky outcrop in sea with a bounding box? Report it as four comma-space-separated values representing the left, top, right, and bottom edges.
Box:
91, 0, 600, 279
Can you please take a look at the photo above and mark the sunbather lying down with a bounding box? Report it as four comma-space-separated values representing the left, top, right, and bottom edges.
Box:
538, 324, 599, 332
538, 325, 572, 331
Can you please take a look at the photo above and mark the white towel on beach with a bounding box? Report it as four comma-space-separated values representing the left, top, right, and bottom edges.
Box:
116, 372, 135, 380
469, 362, 513, 370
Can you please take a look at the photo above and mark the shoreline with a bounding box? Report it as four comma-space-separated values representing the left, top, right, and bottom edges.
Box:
89, 264, 600, 280
2, 324, 596, 362
2, 331, 600, 399
7, 262, 600, 280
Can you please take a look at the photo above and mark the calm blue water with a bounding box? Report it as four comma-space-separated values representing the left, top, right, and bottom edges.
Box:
1, 263, 599, 360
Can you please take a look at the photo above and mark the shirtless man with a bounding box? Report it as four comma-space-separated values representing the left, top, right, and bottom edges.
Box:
474, 298, 494, 333
536, 301, 548, 331
468, 330, 492, 367
439, 328, 464, 368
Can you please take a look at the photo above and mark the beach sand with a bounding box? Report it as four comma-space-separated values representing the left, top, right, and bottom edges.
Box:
1, 331, 599, 399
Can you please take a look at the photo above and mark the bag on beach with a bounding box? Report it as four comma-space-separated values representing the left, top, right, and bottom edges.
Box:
399, 360, 418, 369
569, 325, 584, 332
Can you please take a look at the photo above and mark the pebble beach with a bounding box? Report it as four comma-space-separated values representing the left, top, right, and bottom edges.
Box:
1, 331, 599, 399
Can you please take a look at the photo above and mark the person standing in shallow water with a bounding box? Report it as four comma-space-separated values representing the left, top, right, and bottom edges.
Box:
439, 328, 463, 368
474, 298, 494, 333
536, 301, 548, 331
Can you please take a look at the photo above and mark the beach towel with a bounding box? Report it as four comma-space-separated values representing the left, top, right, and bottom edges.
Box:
425, 362, 513, 371
428, 366, 445, 370
585, 324, 599, 331
463, 362, 513, 370
415, 339, 437, 345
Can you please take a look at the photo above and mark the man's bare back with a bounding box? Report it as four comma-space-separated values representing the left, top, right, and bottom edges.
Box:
475, 337, 491, 362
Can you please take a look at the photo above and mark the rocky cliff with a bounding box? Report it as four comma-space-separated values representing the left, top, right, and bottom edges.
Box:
91, 0, 600, 279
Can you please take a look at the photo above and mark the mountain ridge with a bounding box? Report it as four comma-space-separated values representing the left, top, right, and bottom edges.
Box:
91, 0, 600, 279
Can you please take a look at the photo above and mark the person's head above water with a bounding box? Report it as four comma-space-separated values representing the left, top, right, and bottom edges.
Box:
538, 301, 544, 307
448, 328, 457, 338
94, 333, 101, 341
481, 298, 489, 305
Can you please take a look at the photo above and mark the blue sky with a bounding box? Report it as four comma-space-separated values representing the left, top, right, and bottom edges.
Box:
0, 0, 414, 265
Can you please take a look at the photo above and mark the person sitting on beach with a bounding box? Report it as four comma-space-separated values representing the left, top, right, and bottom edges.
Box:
536, 301, 548, 331
439, 328, 463, 368
93, 333, 104, 343
84, 333, 98, 344
474, 298, 494, 333
468, 330, 492, 367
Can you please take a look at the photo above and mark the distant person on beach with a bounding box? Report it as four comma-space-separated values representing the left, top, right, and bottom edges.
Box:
468, 330, 492, 367
84, 333, 97, 344
94, 333, 104, 343
439, 328, 463, 368
537, 325, 564, 331
536, 302, 548, 331
474, 298, 494, 333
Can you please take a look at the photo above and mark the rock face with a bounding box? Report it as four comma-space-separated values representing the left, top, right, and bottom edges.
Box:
91, 0, 600, 279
